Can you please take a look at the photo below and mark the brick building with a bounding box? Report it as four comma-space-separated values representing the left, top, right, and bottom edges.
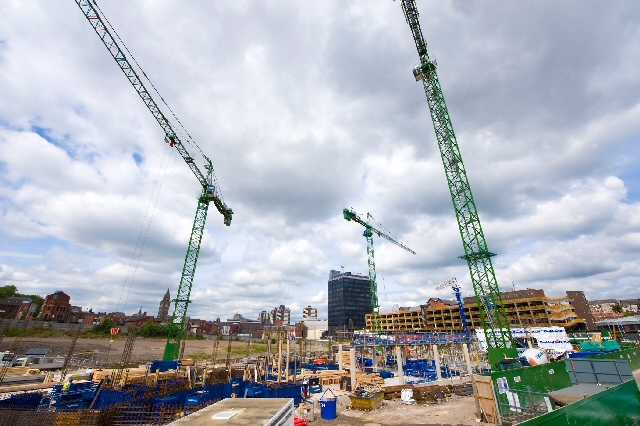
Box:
366, 288, 587, 333
39, 291, 71, 322
0, 297, 37, 320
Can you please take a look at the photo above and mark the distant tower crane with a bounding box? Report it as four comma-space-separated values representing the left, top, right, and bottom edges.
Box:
398, 1, 515, 362
434, 277, 470, 337
343, 208, 416, 330
74, 1, 233, 361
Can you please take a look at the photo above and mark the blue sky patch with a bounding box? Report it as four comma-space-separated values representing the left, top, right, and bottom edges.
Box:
31, 125, 77, 159
133, 152, 143, 165
617, 137, 640, 203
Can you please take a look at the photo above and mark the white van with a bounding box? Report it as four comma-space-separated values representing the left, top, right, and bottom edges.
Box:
0, 352, 14, 366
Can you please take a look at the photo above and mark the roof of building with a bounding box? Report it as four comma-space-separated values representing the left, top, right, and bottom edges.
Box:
26, 348, 50, 356
589, 299, 623, 305
595, 315, 640, 326
0, 297, 33, 305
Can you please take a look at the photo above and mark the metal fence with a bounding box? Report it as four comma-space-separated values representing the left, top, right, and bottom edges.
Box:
0, 403, 215, 426
496, 385, 554, 425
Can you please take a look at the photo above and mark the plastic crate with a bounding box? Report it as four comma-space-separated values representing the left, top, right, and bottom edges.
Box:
349, 391, 383, 411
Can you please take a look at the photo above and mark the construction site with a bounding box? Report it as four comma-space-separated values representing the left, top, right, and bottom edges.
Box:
1, 0, 640, 425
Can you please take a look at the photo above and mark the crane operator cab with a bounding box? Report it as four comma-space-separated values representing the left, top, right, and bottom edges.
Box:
206, 184, 217, 199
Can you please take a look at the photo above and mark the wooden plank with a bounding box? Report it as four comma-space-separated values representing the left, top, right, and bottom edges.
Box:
473, 375, 501, 425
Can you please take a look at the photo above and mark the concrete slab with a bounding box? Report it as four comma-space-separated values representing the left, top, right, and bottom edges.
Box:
169, 398, 293, 426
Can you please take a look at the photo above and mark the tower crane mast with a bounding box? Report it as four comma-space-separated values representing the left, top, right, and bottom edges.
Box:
343, 208, 415, 330
398, 1, 515, 362
74, 0, 233, 361
434, 277, 470, 337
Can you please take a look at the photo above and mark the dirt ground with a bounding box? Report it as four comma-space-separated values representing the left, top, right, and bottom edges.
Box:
305, 389, 489, 426
2, 336, 294, 366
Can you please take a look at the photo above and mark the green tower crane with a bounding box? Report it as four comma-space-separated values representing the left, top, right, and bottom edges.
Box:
398, 1, 516, 364
74, 1, 233, 361
343, 208, 416, 330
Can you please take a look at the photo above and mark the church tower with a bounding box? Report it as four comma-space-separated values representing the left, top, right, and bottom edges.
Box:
157, 289, 171, 322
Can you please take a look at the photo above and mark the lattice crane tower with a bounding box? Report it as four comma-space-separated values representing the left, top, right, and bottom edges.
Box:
74, 0, 233, 361
343, 208, 415, 329
398, 0, 515, 360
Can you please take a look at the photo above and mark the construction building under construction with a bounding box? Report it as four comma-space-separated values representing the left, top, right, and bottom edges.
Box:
366, 289, 587, 333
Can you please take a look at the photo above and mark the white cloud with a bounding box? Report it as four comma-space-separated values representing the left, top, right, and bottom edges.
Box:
0, 0, 639, 325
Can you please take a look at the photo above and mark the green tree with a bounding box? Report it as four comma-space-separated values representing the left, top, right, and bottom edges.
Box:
0, 285, 17, 299
138, 322, 169, 338
613, 304, 623, 313
93, 317, 115, 334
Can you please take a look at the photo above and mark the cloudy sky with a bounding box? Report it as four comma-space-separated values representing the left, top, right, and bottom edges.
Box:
1, 1, 639, 323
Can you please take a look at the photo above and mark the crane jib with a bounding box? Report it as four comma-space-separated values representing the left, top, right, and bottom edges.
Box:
74, 0, 233, 361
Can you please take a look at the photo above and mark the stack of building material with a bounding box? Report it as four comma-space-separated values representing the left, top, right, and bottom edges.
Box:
341, 351, 351, 368
356, 373, 384, 386
313, 369, 347, 386
92, 368, 178, 387
2, 366, 40, 376
383, 384, 414, 400
411, 385, 451, 404
383, 382, 472, 401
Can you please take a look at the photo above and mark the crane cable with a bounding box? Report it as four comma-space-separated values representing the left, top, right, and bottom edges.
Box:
116, 141, 173, 314
92, 0, 227, 207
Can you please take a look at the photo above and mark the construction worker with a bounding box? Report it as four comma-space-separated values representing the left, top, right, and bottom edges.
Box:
62, 377, 73, 392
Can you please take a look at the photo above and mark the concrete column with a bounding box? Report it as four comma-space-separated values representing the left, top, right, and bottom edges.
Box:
462, 343, 473, 377
433, 344, 442, 381
338, 344, 343, 371
350, 348, 357, 390
395, 345, 404, 384
463, 343, 483, 420
277, 338, 283, 382
286, 338, 290, 382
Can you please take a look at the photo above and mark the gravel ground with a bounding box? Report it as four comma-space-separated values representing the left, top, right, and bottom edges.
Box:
304, 390, 489, 426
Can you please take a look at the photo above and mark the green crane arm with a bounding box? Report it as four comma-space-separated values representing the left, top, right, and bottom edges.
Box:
74, 1, 233, 361
74, 0, 232, 225
343, 208, 416, 254
398, 1, 514, 353
343, 208, 415, 323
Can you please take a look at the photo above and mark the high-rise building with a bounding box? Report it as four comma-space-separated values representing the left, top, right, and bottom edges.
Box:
270, 305, 291, 325
303, 305, 318, 320
258, 310, 272, 325
157, 289, 171, 322
327, 270, 371, 336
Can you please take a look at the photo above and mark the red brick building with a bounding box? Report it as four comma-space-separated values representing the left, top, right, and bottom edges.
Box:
39, 291, 71, 321
0, 297, 37, 319
124, 309, 155, 327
